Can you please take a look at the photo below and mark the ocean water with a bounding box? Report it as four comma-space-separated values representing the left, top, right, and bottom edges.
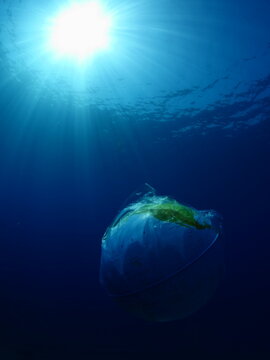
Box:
0, 0, 269, 358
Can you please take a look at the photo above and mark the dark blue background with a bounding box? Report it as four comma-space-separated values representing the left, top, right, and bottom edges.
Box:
1, 104, 270, 358
0, 0, 270, 358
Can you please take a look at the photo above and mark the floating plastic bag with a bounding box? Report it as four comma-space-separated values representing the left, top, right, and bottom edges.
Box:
100, 185, 223, 321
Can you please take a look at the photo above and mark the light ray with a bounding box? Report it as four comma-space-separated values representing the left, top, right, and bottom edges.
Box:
47, 1, 112, 62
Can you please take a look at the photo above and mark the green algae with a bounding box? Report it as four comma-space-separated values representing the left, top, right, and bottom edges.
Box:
134, 200, 211, 230
107, 198, 212, 236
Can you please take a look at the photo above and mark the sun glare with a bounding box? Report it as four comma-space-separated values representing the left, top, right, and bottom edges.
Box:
48, 1, 112, 61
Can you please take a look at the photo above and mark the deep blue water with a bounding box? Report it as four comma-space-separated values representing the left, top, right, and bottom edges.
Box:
0, 0, 270, 358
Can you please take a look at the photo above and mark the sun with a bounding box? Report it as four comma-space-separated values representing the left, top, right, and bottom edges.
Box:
48, 1, 112, 61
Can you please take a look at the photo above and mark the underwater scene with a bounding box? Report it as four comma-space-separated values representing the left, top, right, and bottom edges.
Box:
0, 0, 269, 358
